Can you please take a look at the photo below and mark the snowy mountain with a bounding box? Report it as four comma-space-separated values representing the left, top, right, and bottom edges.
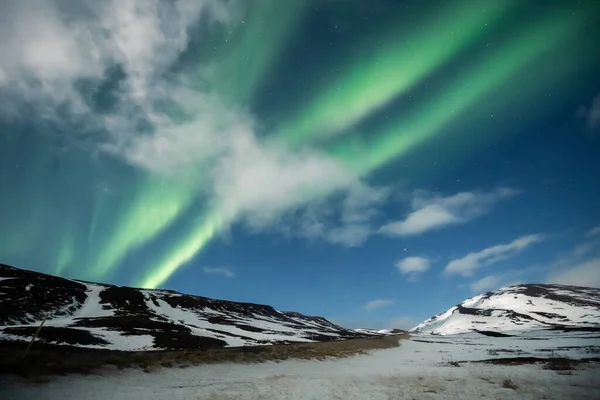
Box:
411, 284, 600, 335
354, 329, 393, 335
0, 264, 369, 351
354, 328, 407, 335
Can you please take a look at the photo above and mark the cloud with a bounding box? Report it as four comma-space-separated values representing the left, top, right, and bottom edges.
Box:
586, 225, 600, 238
0, 0, 229, 122
578, 94, 600, 131
395, 256, 430, 282
546, 257, 600, 288
363, 299, 394, 311
544, 235, 600, 289
0, 0, 388, 250
379, 187, 517, 237
469, 275, 502, 292
203, 266, 235, 278
445, 234, 545, 277
294, 185, 390, 247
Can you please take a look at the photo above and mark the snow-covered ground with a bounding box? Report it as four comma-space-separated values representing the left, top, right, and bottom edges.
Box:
2, 330, 598, 400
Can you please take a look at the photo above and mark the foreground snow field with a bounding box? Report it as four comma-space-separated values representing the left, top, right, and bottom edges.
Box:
2, 330, 599, 400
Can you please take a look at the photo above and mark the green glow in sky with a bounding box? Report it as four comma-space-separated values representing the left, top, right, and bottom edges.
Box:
332, 10, 584, 173
279, 0, 513, 146
139, 210, 223, 289
90, 176, 193, 279
208, 1, 307, 104
136, 5, 590, 289
2, 1, 592, 291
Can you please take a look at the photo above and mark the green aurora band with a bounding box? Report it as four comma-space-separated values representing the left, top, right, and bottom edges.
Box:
136, 5, 593, 289
1, 2, 594, 290
206, 1, 307, 104
279, 0, 513, 146
332, 10, 586, 174
88, 177, 193, 280
72, 1, 307, 283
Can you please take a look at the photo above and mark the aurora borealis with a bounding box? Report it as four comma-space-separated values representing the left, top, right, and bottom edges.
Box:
1, 0, 599, 326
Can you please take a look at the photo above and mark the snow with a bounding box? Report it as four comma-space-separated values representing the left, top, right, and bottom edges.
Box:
355, 328, 392, 335
75, 284, 114, 319
0, 276, 355, 350
145, 297, 315, 347
1, 331, 598, 399
90, 329, 155, 351
412, 285, 600, 335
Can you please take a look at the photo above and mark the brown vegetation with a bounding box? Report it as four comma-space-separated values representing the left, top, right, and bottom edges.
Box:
543, 358, 576, 372
0, 333, 407, 381
501, 378, 518, 390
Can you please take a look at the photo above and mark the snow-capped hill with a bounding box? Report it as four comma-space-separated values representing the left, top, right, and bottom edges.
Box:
411, 284, 600, 335
354, 329, 392, 335
0, 264, 368, 351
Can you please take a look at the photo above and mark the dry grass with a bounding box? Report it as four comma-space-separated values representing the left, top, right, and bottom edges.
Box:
0, 334, 407, 381
543, 358, 576, 372
501, 378, 518, 390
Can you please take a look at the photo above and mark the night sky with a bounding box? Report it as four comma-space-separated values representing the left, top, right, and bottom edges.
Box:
1, 0, 599, 329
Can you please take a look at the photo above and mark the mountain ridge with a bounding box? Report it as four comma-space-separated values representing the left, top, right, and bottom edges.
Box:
0, 263, 368, 351
411, 283, 600, 335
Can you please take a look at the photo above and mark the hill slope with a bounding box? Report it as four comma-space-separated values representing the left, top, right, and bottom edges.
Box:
411, 284, 600, 335
0, 264, 367, 351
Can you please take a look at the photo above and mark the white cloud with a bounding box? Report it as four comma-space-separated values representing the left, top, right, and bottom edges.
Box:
363, 299, 394, 311
295, 185, 390, 247
586, 225, 600, 238
327, 224, 374, 247
125, 98, 386, 245
379, 187, 517, 237
469, 275, 502, 293
0, 0, 228, 122
0, 0, 388, 250
396, 256, 431, 282
396, 256, 431, 274
203, 266, 235, 278
544, 235, 600, 289
445, 234, 545, 277
545, 257, 600, 288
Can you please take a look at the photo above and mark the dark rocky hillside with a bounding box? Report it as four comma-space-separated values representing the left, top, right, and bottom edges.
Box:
0, 264, 369, 351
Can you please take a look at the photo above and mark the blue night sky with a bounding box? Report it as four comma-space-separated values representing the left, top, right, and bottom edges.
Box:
1, 0, 599, 329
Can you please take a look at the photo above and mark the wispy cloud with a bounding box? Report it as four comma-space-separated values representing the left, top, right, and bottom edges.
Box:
363, 299, 394, 311
0, 0, 390, 254
445, 234, 545, 277
469, 275, 502, 292
295, 185, 390, 247
586, 225, 600, 238
545, 233, 600, 288
203, 267, 235, 278
379, 187, 517, 237
467, 269, 527, 293
546, 257, 600, 288
396, 256, 430, 282
0, 0, 229, 122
